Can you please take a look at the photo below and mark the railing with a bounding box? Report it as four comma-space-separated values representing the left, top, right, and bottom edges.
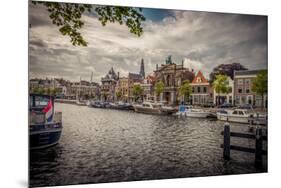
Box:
54, 112, 62, 123
221, 123, 267, 168
29, 111, 62, 124
29, 112, 45, 124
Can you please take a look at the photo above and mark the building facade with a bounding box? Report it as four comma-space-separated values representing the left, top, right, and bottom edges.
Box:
115, 77, 129, 102
68, 80, 100, 100
234, 70, 267, 107
29, 78, 70, 97
140, 77, 153, 101
128, 73, 143, 102
101, 67, 119, 102
154, 56, 195, 105
190, 71, 213, 105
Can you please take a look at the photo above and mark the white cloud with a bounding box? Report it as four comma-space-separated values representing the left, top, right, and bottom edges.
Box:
29, 3, 267, 83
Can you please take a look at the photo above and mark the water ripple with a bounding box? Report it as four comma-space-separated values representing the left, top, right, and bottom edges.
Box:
30, 103, 266, 187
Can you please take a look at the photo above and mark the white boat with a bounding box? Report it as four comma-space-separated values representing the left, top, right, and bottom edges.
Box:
76, 100, 86, 106
133, 101, 176, 115
176, 105, 215, 118
216, 108, 266, 124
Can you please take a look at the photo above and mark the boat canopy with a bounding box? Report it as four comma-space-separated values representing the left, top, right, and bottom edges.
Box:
30, 94, 54, 111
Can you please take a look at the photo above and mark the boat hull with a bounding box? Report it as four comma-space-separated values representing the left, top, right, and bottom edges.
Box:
216, 113, 249, 124
30, 123, 62, 150
176, 111, 214, 118
133, 106, 163, 115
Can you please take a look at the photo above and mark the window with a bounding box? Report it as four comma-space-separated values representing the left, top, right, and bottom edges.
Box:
246, 88, 250, 93
238, 79, 243, 85
177, 79, 181, 86
192, 87, 194, 92
233, 111, 238, 115
203, 87, 207, 93
197, 77, 202, 83
239, 111, 244, 115
238, 88, 242, 93
229, 87, 232, 93
235, 96, 240, 105
197, 87, 201, 93
245, 79, 251, 85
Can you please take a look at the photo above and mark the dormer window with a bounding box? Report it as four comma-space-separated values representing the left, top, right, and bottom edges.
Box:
197, 77, 202, 83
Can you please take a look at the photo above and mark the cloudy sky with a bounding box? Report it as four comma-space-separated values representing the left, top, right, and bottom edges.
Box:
29, 2, 267, 83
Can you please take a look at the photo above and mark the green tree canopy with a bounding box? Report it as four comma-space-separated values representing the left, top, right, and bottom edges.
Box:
178, 80, 192, 102
212, 74, 231, 95
252, 70, 268, 108
132, 85, 143, 101
37, 88, 45, 94
155, 81, 164, 96
116, 90, 122, 100
31, 87, 39, 94
32, 1, 145, 46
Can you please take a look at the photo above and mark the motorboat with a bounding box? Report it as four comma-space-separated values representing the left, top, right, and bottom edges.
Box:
76, 100, 86, 106
133, 101, 176, 115
29, 94, 63, 150
109, 101, 134, 110
87, 100, 109, 108
216, 108, 267, 124
176, 105, 216, 118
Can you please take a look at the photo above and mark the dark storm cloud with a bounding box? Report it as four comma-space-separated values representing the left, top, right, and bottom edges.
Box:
29, 2, 267, 82
29, 3, 52, 28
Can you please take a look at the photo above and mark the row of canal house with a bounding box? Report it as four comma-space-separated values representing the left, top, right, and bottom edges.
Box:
189, 69, 267, 107
100, 59, 145, 102
190, 69, 267, 107
233, 70, 267, 108
153, 57, 266, 107
99, 57, 266, 107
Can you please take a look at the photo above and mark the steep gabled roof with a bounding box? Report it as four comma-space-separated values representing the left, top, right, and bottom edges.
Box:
191, 71, 208, 84
128, 73, 143, 80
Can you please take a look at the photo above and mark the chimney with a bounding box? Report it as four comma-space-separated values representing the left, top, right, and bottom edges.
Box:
156, 64, 158, 70
117, 72, 120, 79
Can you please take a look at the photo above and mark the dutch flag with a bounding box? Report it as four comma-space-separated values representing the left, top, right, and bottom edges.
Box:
42, 99, 53, 122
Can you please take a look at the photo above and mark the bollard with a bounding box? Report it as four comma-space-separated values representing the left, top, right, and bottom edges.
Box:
248, 117, 254, 132
255, 128, 263, 168
223, 123, 231, 160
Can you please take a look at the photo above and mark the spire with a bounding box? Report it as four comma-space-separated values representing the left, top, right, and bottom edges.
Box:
140, 58, 145, 78
90, 72, 93, 83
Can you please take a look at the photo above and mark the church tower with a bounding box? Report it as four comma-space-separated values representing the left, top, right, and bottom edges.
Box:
139, 58, 145, 79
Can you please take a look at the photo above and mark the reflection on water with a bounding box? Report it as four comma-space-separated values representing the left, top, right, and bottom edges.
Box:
30, 103, 267, 187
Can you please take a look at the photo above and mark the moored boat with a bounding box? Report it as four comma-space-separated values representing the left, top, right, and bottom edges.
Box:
88, 100, 111, 108
176, 105, 216, 118
133, 101, 176, 115
109, 101, 134, 110
29, 94, 63, 150
76, 100, 87, 106
216, 108, 267, 124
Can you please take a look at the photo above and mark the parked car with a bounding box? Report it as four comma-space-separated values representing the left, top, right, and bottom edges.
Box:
217, 103, 234, 108
202, 102, 215, 108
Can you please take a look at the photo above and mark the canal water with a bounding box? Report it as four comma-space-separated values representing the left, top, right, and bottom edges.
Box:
30, 103, 267, 187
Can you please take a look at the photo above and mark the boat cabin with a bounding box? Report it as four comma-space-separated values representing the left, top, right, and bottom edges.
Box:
29, 94, 55, 124
30, 94, 54, 112
231, 109, 249, 116
142, 102, 162, 109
